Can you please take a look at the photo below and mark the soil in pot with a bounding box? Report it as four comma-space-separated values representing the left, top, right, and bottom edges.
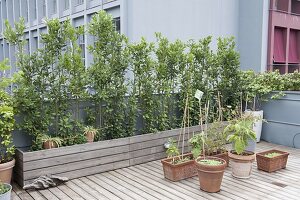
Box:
256, 149, 289, 172
43, 141, 58, 149
0, 159, 15, 184
0, 183, 12, 200
161, 153, 197, 181
85, 132, 95, 143
195, 156, 226, 193
228, 150, 255, 179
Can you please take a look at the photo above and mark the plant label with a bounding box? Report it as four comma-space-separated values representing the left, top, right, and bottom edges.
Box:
195, 90, 204, 100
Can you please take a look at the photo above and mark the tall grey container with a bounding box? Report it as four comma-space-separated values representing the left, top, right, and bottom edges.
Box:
261, 91, 300, 148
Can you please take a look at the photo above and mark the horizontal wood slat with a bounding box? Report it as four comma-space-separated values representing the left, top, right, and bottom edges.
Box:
14, 125, 202, 187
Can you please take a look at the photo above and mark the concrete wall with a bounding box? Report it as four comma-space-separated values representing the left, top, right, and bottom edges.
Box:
125, 0, 240, 50
238, 0, 269, 72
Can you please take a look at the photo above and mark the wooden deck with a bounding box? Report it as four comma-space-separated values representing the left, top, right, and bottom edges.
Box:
12, 141, 300, 200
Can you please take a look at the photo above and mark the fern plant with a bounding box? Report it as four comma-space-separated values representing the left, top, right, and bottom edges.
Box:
224, 114, 257, 155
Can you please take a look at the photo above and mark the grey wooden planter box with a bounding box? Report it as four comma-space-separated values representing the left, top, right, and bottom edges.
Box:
262, 91, 300, 148
14, 125, 201, 187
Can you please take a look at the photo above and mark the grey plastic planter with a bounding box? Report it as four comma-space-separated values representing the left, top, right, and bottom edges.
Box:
0, 184, 12, 200
262, 91, 300, 148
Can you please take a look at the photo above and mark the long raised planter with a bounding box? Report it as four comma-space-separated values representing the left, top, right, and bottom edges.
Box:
14, 125, 201, 187
262, 91, 300, 148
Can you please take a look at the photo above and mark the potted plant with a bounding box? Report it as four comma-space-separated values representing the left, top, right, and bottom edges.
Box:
256, 149, 289, 172
224, 113, 257, 178
161, 94, 197, 181
190, 121, 229, 166
0, 181, 12, 200
38, 134, 63, 149
83, 126, 98, 143
191, 92, 227, 193
0, 59, 16, 184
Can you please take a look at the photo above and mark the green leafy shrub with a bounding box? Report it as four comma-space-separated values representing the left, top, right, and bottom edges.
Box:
0, 60, 15, 163
224, 114, 257, 155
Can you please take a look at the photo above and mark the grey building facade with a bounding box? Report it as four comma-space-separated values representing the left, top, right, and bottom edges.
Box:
0, 0, 269, 77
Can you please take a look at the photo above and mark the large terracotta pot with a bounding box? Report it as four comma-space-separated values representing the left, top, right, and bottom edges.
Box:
85, 132, 95, 143
0, 159, 15, 184
228, 151, 255, 179
161, 153, 197, 181
43, 141, 58, 149
195, 156, 226, 193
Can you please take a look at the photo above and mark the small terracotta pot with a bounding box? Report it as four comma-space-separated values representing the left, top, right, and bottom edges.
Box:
209, 151, 229, 167
85, 132, 95, 143
43, 141, 58, 149
0, 159, 15, 184
161, 153, 197, 181
256, 149, 289, 172
228, 150, 255, 179
195, 156, 226, 193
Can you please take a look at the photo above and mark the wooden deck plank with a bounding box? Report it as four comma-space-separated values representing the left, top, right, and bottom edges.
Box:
12, 182, 34, 200
48, 187, 72, 200
101, 172, 159, 200
116, 168, 184, 200
37, 190, 59, 200
64, 181, 98, 200
93, 173, 145, 200
56, 184, 84, 200
121, 167, 195, 200
71, 179, 108, 199
87, 175, 134, 200
109, 170, 166, 200
79, 177, 122, 200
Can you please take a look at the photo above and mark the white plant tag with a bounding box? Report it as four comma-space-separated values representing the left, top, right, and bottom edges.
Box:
194, 90, 204, 100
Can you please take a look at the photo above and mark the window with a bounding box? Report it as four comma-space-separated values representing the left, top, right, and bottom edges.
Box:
25, 39, 30, 54
64, 0, 70, 10
33, 37, 38, 52
114, 17, 120, 33
78, 33, 85, 64
77, 0, 84, 5
273, 27, 286, 63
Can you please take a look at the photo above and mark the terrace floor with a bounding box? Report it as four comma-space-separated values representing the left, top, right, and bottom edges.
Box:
12, 141, 300, 200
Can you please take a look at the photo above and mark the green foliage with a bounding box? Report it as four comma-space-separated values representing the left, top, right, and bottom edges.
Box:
264, 152, 282, 158
0, 60, 15, 163
166, 138, 180, 161
88, 10, 130, 140
225, 114, 257, 155
129, 38, 157, 134
37, 134, 63, 148
190, 122, 228, 158
0, 181, 9, 195
84, 126, 98, 136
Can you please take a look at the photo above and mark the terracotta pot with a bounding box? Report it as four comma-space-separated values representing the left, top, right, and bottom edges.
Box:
85, 132, 95, 143
0, 159, 15, 184
228, 150, 255, 179
256, 149, 289, 172
195, 156, 226, 193
208, 151, 229, 167
161, 153, 197, 181
0, 183, 12, 200
43, 141, 58, 149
